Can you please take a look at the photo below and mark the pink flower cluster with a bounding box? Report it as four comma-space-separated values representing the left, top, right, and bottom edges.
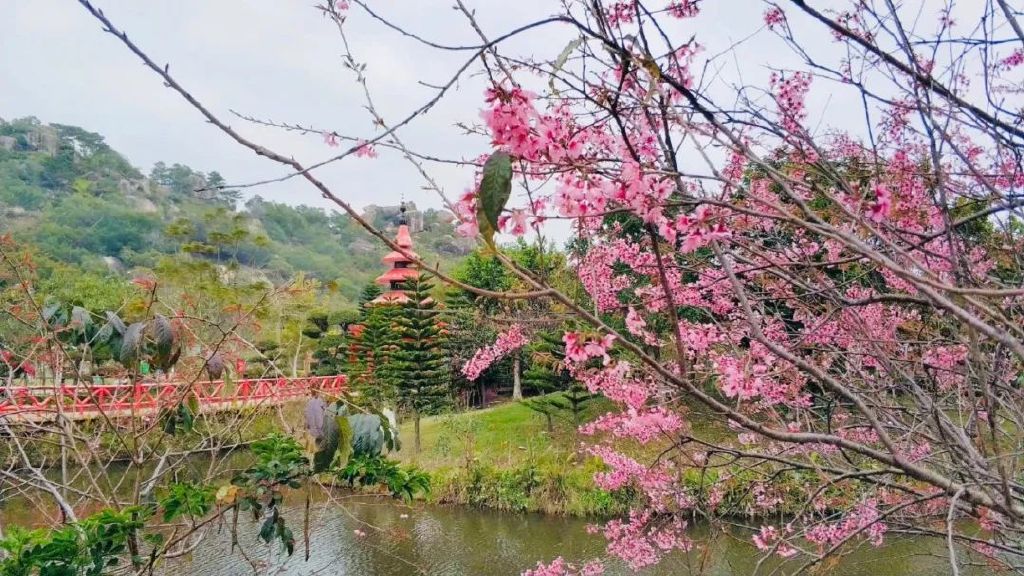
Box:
763, 6, 785, 29
481, 86, 584, 164
625, 307, 658, 345
581, 406, 683, 443
866, 184, 892, 222
921, 345, 967, 390
354, 139, 378, 158
454, 189, 480, 238
714, 355, 806, 406
770, 71, 812, 134
669, 205, 731, 252
461, 324, 529, 381
522, 557, 604, 576
577, 240, 652, 312
805, 499, 887, 549
600, 509, 692, 570
666, 0, 699, 19
999, 48, 1024, 70
589, 446, 674, 494
752, 525, 798, 558
575, 361, 652, 409
603, 2, 635, 26
563, 332, 615, 365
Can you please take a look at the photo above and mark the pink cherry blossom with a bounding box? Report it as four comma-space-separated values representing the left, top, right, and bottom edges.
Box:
763, 6, 785, 29
462, 324, 529, 381
354, 139, 378, 158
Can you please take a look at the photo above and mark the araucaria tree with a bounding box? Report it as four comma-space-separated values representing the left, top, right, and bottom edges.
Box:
78, 0, 1024, 573
392, 274, 449, 453
344, 303, 400, 406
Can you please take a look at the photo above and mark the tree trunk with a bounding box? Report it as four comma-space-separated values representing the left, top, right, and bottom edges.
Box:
512, 354, 522, 400
291, 332, 302, 377
414, 409, 421, 453
545, 412, 554, 434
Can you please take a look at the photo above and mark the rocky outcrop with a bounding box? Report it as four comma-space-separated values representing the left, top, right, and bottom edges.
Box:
101, 256, 125, 273
349, 238, 376, 254
362, 202, 426, 233
25, 125, 59, 155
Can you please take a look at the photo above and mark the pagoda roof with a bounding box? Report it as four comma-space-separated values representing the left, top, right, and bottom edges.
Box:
383, 249, 419, 264
375, 267, 419, 285
395, 224, 413, 249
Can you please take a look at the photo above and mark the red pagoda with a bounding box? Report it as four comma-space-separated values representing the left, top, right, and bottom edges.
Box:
371, 204, 419, 305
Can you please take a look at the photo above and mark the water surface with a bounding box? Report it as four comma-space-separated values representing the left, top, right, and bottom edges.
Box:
160, 496, 994, 575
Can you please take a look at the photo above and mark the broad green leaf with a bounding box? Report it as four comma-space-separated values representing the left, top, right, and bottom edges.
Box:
42, 301, 61, 324
178, 402, 194, 433
258, 517, 275, 543
337, 415, 353, 467
476, 151, 513, 246
313, 415, 340, 473
186, 392, 200, 417
105, 311, 127, 335
70, 306, 92, 332
120, 322, 146, 365
206, 353, 226, 380
550, 37, 584, 94
162, 410, 177, 435
152, 314, 174, 355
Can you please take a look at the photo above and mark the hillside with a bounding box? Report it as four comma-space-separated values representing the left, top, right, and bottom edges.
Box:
0, 116, 472, 305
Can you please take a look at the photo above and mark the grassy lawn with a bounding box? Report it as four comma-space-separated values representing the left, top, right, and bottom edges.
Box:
385, 394, 738, 516
393, 394, 616, 471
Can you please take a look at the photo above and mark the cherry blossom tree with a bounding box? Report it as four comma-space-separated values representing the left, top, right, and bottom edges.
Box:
77, 0, 1024, 573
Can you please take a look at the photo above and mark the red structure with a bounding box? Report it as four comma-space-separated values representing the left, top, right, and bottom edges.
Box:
0, 375, 346, 422
372, 204, 419, 305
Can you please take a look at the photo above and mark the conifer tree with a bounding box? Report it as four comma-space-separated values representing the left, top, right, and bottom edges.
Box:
522, 331, 596, 432
391, 274, 449, 452
346, 303, 399, 407
357, 282, 383, 315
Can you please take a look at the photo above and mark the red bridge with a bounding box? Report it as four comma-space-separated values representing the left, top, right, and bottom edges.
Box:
0, 375, 346, 422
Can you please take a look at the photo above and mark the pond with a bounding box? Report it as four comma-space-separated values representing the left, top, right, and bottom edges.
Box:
158, 495, 995, 576
0, 453, 996, 575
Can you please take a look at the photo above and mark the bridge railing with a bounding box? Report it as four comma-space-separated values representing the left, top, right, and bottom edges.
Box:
0, 375, 346, 418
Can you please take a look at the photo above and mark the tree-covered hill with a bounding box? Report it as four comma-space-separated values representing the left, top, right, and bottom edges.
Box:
0, 116, 471, 305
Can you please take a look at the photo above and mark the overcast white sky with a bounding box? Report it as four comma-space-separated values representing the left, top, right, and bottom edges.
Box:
2, 1, 796, 219
3, 1, 957, 222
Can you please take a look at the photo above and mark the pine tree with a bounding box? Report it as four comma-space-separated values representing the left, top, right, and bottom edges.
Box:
357, 282, 383, 316
311, 331, 346, 376
346, 304, 399, 407
522, 331, 596, 433
391, 274, 449, 452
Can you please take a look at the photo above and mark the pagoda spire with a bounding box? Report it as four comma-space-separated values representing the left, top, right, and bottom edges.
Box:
371, 203, 418, 305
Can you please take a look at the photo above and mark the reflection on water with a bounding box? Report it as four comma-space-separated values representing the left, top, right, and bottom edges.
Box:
0, 451, 995, 575
159, 496, 994, 576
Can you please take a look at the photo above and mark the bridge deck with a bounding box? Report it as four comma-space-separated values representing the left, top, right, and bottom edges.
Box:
0, 375, 346, 423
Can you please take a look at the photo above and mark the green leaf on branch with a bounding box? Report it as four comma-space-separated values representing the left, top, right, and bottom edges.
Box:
120, 322, 146, 366
105, 311, 127, 335
476, 151, 512, 247
550, 37, 584, 94
313, 415, 340, 473
70, 306, 92, 332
